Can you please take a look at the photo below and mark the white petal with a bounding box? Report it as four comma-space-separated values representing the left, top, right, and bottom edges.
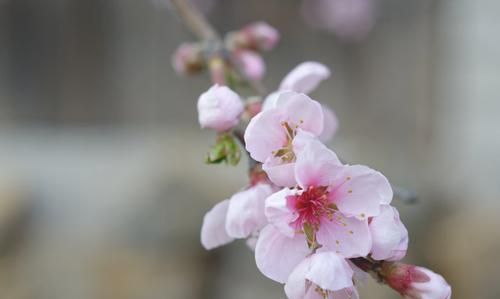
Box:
255, 225, 310, 283
265, 188, 299, 237
200, 199, 234, 250
305, 252, 354, 292
225, 184, 274, 239
280, 62, 331, 94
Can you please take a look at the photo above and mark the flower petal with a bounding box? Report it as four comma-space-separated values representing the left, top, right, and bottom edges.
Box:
305, 251, 354, 292
255, 225, 310, 283
278, 92, 324, 136
245, 108, 287, 162
280, 61, 331, 94
318, 104, 338, 143
294, 132, 343, 188
263, 157, 297, 187
284, 257, 311, 299
225, 184, 274, 239
370, 205, 408, 261
265, 188, 299, 237
316, 215, 371, 258
200, 199, 234, 250
330, 165, 393, 219
262, 91, 280, 111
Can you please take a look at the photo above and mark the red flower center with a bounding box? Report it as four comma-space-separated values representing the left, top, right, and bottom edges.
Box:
288, 186, 334, 231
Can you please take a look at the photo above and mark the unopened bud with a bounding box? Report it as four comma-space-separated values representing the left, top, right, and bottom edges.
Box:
172, 42, 204, 76
382, 262, 451, 299
230, 21, 279, 52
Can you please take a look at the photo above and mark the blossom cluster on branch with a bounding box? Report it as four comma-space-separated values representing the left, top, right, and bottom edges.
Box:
170, 7, 451, 298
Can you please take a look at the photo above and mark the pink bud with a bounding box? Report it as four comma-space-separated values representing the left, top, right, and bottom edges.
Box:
383, 263, 452, 299
172, 42, 204, 76
241, 21, 280, 51
197, 85, 244, 132
234, 50, 266, 81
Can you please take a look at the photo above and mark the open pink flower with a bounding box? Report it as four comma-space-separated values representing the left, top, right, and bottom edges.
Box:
201, 184, 274, 250
255, 137, 392, 282
262, 62, 338, 142
197, 84, 244, 132
285, 251, 358, 299
369, 205, 408, 261
383, 263, 452, 299
245, 92, 324, 187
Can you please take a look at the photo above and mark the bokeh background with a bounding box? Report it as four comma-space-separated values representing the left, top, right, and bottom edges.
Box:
0, 0, 499, 298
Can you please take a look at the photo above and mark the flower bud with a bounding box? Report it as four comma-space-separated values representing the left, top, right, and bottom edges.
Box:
172, 42, 204, 76
240, 21, 280, 51
382, 263, 452, 299
197, 85, 244, 132
233, 50, 266, 81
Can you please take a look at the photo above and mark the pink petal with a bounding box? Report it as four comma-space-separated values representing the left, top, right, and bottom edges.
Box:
255, 225, 310, 283
305, 252, 354, 292
225, 184, 274, 239
318, 105, 339, 143
200, 199, 234, 250
262, 157, 297, 187
245, 108, 287, 162
316, 215, 371, 258
265, 188, 299, 237
278, 92, 324, 136
294, 132, 343, 188
330, 165, 393, 219
280, 62, 331, 94
284, 257, 310, 299
262, 91, 280, 111
369, 205, 408, 261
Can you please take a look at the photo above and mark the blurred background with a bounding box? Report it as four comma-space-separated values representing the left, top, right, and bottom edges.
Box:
0, 0, 498, 298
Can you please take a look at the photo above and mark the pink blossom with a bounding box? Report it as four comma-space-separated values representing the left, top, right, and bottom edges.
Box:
172, 42, 204, 76
280, 61, 331, 94
201, 184, 274, 250
241, 21, 280, 51
244, 92, 324, 187
383, 263, 452, 299
197, 84, 244, 132
262, 62, 338, 143
233, 50, 266, 81
284, 251, 358, 299
369, 205, 408, 261
255, 137, 392, 282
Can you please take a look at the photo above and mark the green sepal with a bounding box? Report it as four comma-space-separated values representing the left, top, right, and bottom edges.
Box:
205, 133, 241, 166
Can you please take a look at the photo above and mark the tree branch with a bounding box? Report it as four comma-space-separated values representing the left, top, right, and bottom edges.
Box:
169, 0, 220, 41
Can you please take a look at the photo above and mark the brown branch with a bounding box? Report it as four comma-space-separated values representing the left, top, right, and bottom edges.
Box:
170, 0, 220, 41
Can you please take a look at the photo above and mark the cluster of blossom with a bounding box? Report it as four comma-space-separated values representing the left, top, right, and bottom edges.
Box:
173, 21, 278, 82
173, 19, 451, 299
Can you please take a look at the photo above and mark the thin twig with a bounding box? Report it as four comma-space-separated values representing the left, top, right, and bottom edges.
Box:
170, 0, 220, 41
